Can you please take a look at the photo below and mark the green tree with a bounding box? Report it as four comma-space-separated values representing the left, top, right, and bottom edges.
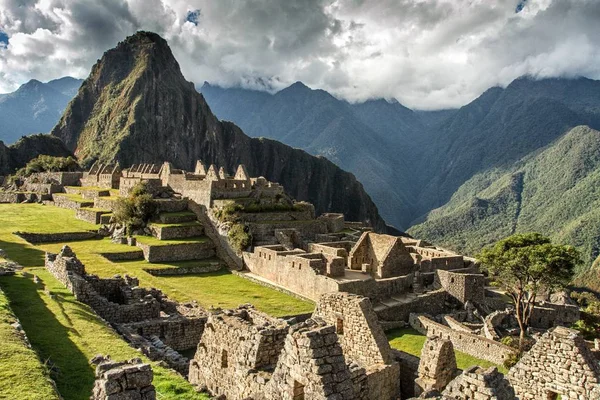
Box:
478, 233, 581, 349
113, 182, 157, 235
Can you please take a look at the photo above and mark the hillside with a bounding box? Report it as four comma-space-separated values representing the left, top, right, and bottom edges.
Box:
409, 125, 600, 288
51, 31, 388, 231
0, 134, 73, 176
0, 78, 82, 144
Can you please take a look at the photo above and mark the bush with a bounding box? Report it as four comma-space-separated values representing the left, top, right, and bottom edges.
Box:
14, 155, 80, 178
112, 182, 157, 234
503, 351, 520, 369
228, 223, 252, 252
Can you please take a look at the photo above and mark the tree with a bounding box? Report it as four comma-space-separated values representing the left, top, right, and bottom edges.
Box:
112, 182, 157, 235
478, 233, 581, 349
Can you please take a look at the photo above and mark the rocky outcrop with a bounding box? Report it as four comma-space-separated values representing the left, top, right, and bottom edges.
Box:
51, 31, 388, 231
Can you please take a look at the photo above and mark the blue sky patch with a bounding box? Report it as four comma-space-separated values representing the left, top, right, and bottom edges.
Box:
0, 31, 8, 46
186, 9, 201, 26
515, 0, 528, 13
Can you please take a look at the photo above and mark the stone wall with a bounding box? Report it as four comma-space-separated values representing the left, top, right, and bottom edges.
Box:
91, 356, 155, 400
435, 268, 485, 304
16, 231, 99, 244
391, 349, 419, 399
414, 336, 458, 395
94, 197, 119, 211
52, 194, 93, 209
243, 246, 341, 301
188, 305, 290, 399
98, 251, 144, 262
313, 292, 392, 366
142, 262, 222, 276
409, 314, 516, 365
375, 290, 449, 322
530, 301, 581, 330
120, 316, 206, 352
45, 249, 161, 323
441, 366, 515, 399
148, 223, 203, 240
136, 241, 215, 263
508, 326, 600, 399
76, 208, 111, 224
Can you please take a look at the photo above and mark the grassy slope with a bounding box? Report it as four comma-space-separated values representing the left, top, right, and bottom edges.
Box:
409, 126, 600, 288
386, 327, 507, 374
0, 286, 60, 400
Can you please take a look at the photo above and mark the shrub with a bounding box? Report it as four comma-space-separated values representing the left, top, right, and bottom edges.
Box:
112, 182, 157, 234
214, 203, 243, 222
503, 351, 520, 369
14, 155, 80, 178
228, 223, 252, 252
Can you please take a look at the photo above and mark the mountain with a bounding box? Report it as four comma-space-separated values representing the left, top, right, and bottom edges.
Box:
0, 78, 83, 145
51, 31, 388, 231
413, 77, 600, 220
200, 83, 422, 229
409, 125, 600, 288
0, 134, 73, 176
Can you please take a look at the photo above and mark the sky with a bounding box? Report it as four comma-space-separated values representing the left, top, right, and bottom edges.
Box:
1, 0, 599, 109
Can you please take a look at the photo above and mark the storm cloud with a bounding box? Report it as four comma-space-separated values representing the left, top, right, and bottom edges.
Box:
0, 0, 599, 109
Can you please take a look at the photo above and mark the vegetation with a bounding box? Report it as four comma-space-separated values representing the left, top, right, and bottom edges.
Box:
479, 233, 581, 349
386, 327, 507, 374
228, 223, 252, 252
409, 126, 600, 291
113, 182, 157, 234
571, 291, 600, 339
0, 286, 60, 400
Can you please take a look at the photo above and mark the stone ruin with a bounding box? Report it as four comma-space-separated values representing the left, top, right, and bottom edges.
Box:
508, 326, 600, 399
414, 336, 458, 396
90, 355, 155, 400
406, 326, 600, 400
45, 246, 206, 375
189, 292, 401, 399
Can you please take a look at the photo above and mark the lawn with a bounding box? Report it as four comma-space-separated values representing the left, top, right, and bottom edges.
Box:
0, 286, 60, 400
386, 327, 508, 374
135, 235, 211, 246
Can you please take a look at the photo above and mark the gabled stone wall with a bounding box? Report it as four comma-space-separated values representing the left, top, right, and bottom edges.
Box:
508, 326, 600, 399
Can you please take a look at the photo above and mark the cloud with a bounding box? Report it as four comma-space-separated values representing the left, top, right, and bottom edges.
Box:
0, 0, 599, 109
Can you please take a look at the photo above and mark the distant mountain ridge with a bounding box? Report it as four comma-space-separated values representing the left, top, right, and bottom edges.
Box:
50, 31, 389, 231
0, 77, 83, 145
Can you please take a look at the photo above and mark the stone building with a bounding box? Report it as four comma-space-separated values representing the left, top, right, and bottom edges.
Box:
440, 366, 515, 399
508, 326, 600, 399
81, 161, 121, 189
90, 356, 156, 400
189, 292, 401, 400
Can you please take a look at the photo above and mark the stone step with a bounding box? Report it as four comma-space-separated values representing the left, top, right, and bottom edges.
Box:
155, 198, 188, 213
75, 208, 112, 224
149, 222, 204, 240
157, 211, 197, 224
136, 236, 216, 262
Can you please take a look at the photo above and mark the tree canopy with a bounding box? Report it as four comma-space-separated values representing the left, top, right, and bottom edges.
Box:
478, 232, 581, 348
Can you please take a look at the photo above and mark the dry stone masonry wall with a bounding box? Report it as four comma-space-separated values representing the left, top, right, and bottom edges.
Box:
90, 356, 155, 400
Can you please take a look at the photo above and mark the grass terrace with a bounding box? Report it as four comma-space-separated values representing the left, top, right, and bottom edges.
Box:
135, 234, 211, 246
386, 327, 508, 374
0, 286, 60, 400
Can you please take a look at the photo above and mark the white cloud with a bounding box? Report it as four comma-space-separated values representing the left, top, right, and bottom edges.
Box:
0, 0, 599, 109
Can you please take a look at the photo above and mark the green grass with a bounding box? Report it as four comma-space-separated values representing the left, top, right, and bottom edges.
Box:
53, 193, 92, 204
159, 211, 196, 218
0, 272, 208, 400
135, 235, 211, 246
149, 221, 202, 228
0, 285, 60, 400
386, 327, 507, 374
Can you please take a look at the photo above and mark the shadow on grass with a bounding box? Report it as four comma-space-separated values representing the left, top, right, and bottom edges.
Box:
0, 274, 95, 400
0, 237, 46, 267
